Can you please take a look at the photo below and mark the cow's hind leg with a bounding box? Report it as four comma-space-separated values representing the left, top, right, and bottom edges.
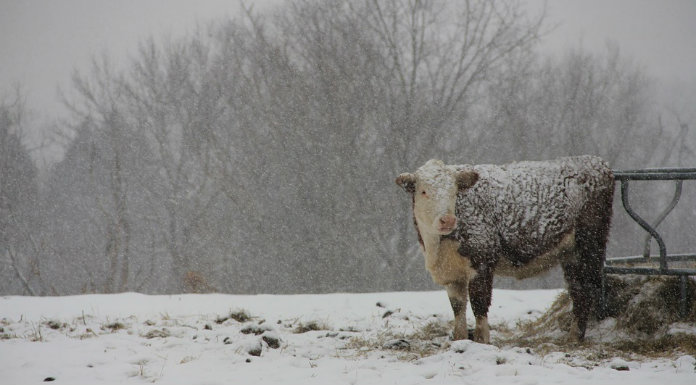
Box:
562, 228, 609, 341
468, 266, 494, 344
570, 186, 614, 339
562, 184, 613, 342
575, 187, 613, 320
446, 280, 469, 340
561, 257, 591, 341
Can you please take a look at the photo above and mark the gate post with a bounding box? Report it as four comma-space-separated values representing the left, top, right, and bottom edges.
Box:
604, 168, 696, 319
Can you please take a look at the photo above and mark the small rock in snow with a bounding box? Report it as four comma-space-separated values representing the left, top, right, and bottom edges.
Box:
247, 341, 263, 357
241, 323, 273, 336
262, 332, 281, 349
609, 358, 631, 371
383, 339, 410, 350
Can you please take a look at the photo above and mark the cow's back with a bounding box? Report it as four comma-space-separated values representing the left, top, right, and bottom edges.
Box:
454, 156, 613, 260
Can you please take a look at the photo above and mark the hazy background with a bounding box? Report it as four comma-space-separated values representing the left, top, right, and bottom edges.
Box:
1, 0, 695, 295
3, 0, 695, 137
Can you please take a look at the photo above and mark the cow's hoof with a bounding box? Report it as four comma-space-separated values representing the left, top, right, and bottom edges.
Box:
568, 321, 586, 343
473, 320, 490, 344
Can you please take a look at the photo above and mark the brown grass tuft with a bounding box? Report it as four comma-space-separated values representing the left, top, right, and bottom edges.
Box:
103, 321, 127, 332
293, 321, 329, 334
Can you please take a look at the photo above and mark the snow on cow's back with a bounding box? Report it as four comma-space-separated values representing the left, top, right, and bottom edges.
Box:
453, 155, 612, 253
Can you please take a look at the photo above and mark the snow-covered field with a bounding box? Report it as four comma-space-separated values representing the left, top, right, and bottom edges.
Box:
1, 289, 694, 384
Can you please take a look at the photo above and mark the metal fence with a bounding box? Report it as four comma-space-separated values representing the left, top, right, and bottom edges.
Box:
602, 168, 696, 317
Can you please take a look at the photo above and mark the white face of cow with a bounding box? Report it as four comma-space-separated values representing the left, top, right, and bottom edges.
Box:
396, 159, 479, 236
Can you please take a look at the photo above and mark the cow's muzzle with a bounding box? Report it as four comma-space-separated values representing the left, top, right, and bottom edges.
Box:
437, 215, 457, 234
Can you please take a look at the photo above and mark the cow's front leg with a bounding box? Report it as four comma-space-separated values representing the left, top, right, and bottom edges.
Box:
446, 280, 469, 340
468, 265, 494, 344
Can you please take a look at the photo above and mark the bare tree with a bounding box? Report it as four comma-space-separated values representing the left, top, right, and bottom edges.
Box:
42, 57, 159, 293
0, 89, 44, 294
169, 0, 546, 291
11, 0, 692, 295
121, 36, 236, 292
481, 44, 658, 167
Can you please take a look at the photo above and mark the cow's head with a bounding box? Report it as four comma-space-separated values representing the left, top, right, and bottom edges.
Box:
396, 159, 479, 236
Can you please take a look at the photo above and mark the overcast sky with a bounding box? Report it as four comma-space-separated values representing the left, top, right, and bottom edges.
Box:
1, 0, 695, 123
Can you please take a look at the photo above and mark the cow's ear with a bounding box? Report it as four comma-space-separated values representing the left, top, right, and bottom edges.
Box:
395, 173, 416, 193
456, 170, 479, 190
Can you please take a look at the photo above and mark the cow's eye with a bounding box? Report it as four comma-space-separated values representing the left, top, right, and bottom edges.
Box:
421, 190, 427, 196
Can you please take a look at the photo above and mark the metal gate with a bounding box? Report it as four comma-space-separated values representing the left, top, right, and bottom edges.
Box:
602, 167, 696, 317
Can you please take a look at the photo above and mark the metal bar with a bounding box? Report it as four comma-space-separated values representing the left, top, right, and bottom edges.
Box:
605, 253, 696, 265
680, 275, 688, 318
614, 167, 696, 174
642, 180, 683, 258
615, 168, 696, 173
614, 168, 696, 181
603, 266, 696, 275
619, 180, 668, 270
603, 167, 694, 320
613, 173, 696, 181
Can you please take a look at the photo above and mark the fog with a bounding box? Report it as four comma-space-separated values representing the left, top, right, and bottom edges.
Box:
3, 1, 694, 123
1, 0, 694, 295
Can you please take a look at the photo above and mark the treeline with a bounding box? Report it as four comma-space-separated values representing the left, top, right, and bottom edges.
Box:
2, 0, 693, 295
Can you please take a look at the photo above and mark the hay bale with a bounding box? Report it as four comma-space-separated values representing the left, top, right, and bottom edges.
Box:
616, 276, 695, 335
514, 275, 695, 343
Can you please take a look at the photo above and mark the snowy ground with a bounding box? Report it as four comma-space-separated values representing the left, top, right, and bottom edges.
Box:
1, 289, 694, 384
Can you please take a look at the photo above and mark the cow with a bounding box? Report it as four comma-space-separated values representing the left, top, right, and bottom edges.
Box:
396, 155, 614, 343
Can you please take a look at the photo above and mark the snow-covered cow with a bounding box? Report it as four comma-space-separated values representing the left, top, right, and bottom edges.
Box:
396, 156, 614, 343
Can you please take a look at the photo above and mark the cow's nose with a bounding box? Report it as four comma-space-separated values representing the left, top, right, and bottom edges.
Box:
439, 215, 456, 229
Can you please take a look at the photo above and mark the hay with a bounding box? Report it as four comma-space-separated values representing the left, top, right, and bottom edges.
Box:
497, 275, 696, 358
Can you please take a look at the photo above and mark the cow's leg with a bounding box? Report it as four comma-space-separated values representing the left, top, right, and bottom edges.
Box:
446, 280, 469, 340
575, 191, 613, 320
566, 187, 613, 340
564, 227, 610, 341
468, 266, 493, 344
561, 258, 589, 341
